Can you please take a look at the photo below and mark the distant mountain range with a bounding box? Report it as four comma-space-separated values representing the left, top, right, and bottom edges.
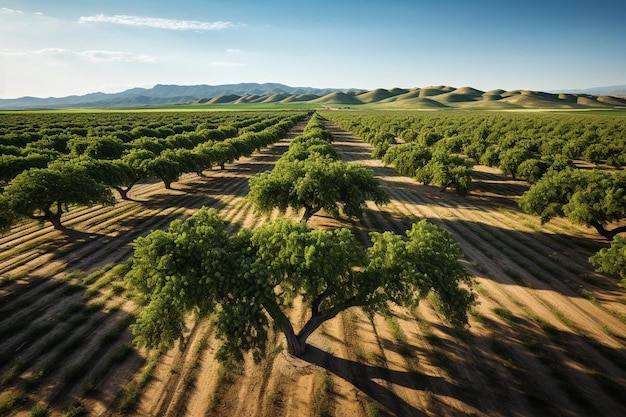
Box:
1, 83, 625, 110
0, 83, 361, 110
551, 85, 626, 97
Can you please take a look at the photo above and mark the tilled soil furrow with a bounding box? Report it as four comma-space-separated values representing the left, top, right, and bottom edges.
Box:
0, 120, 309, 417
324, 120, 626, 417
3, 116, 625, 417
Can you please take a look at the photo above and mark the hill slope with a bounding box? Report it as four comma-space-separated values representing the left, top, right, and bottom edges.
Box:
0, 83, 361, 110
2, 83, 626, 110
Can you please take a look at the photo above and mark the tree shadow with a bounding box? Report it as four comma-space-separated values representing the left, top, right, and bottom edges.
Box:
300, 344, 436, 416
0, 272, 145, 416
296, 306, 626, 417
430, 311, 626, 417
57, 227, 108, 241
136, 191, 219, 211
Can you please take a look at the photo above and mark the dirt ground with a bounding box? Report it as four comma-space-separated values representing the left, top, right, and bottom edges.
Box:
0, 118, 625, 417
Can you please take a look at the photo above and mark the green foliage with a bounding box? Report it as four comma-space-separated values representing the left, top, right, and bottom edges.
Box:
211, 141, 238, 169
249, 153, 389, 222
1, 161, 115, 229
499, 147, 532, 179
480, 145, 501, 167
382, 143, 431, 177
284, 137, 338, 161
519, 169, 626, 239
248, 113, 388, 223
0, 153, 53, 183
418, 151, 474, 195
127, 208, 253, 354
321, 110, 626, 186
144, 156, 181, 189
517, 159, 549, 183
366, 220, 475, 326
70, 157, 136, 190
0, 194, 16, 232
590, 236, 626, 286
127, 208, 473, 360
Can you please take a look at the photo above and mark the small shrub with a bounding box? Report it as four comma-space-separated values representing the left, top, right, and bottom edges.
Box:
30, 404, 47, 417
492, 307, 514, 322
0, 391, 23, 412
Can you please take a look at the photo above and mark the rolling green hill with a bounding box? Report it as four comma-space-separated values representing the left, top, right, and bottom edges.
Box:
2, 83, 626, 110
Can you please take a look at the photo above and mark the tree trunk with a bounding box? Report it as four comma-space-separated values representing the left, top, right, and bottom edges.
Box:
161, 178, 172, 189
301, 205, 318, 223
284, 326, 307, 356
266, 304, 308, 356
296, 314, 327, 347
264, 295, 359, 357
440, 182, 453, 192
264, 299, 321, 357
114, 186, 129, 200
115, 179, 138, 200
590, 221, 626, 241
48, 214, 64, 230
44, 204, 65, 230
283, 313, 328, 356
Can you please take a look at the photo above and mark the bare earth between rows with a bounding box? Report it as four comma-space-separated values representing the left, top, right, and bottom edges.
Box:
1, 119, 625, 417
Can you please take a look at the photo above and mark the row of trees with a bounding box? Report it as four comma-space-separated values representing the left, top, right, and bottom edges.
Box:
322, 111, 580, 188
382, 142, 474, 195
321, 110, 626, 170
248, 114, 389, 223
1, 110, 475, 365
1, 113, 298, 186
321, 111, 625, 286
0, 111, 285, 146
0, 113, 306, 231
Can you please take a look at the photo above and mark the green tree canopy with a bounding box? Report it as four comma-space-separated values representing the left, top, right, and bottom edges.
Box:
67, 157, 137, 201
0, 161, 115, 230
382, 143, 432, 177
211, 141, 238, 169
590, 236, 626, 287
417, 151, 474, 195
517, 159, 549, 184
0, 153, 52, 183
248, 153, 389, 223
519, 169, 626, 240
282, 137, 338, 162
144, 155, 182, 190
498, 147, 533, 179
127, 208, 474, 360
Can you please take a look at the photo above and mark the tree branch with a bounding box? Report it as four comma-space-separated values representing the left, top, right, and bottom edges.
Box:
589, 220, 617, 240
311, 287, 330, 315
296, 295, 363, 344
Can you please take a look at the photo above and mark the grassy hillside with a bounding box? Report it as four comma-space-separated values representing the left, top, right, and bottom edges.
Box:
186, 86, 626, 110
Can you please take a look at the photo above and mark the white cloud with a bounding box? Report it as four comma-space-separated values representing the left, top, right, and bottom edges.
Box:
34, 47, 73, 55
79, 14, 238, 31
0, 48, 28, 56
4, 47, 155, 63
227, 48, 242, 53
1, 7, 23, 14
79, 50, 156, 63
209, 61, 246, 67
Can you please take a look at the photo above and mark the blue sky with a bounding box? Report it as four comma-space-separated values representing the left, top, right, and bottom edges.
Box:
1, 0, 625, 98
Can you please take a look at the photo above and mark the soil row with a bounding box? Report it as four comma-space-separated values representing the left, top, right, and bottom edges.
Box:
1, 118, 625, 417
